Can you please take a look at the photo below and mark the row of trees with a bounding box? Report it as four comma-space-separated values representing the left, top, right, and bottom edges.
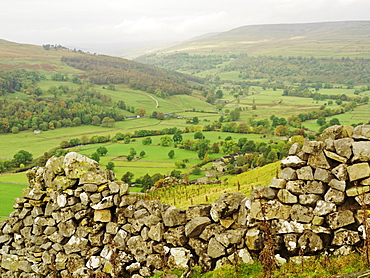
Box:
0, 150, 33, 172
0, 83, 126, 133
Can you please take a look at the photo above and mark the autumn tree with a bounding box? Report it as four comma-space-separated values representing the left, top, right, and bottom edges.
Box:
275, 125, 289, 136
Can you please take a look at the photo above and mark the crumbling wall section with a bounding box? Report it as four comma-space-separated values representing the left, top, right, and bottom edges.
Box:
1, 125, 370, 277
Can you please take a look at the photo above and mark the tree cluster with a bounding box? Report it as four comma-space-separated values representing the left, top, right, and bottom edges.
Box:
62, 55, 201, 96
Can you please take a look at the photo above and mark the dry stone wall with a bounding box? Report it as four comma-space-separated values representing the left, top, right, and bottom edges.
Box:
1, 125, 370, 277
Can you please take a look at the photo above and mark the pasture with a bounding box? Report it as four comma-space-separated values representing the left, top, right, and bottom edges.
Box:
0, 182, 27, 218
146, 161, 279, 209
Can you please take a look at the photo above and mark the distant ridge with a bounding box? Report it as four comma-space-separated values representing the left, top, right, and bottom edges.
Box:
136, 21, 370, 58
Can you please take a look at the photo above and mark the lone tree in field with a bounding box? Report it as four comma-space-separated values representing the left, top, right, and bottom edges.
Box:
121, 171, 134, 184
13, 150, 33, 166
106, 161, 115, 171
168, 150, 175, 159
91, 152, 100, 163
97, 146, 108, 156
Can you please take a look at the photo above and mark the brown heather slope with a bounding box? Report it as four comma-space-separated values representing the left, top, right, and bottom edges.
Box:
142, 21, 370, 58
0, 39, 84, 73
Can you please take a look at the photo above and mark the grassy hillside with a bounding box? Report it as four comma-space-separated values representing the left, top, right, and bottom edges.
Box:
146, 161, 279, 209
142, 21, 370, 58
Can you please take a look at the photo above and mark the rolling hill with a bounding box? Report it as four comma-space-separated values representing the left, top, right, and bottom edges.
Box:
134, 21, 370, 58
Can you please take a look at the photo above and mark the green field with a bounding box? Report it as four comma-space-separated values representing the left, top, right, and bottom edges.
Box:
0, 182, 27, 218
146, 161, 279, 209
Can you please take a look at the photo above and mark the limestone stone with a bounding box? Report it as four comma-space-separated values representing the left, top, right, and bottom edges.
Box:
284, 233, 298, 252
324, 188, 345, 205
64, 236, 89, 254
199, 224, 225, 241
288, 143, 300, 155
346, 186, 370, 197
57, 219, 76, 237
279, 167, 297, 180
270, 177, 286, 189
220, 218, 234, 229
245, 227, 264, 250
352, 124, 370, 140
52, 176, 77, 191
361, 177, 370, 185
355, 192, 370, 206
45, 156, 65, 175
304, 180, 326, 195
186, 204, 211, 220
332, 229, 360, 246
79, 171, 108, 185
307, 151, 331, 169
90, 193, 102, 203
352, 141, 370, 162
22, 188, 44, 200
112, 229, 128, 250
347, 163, 370, 181
297, 166, 314, 180
312, 216, 324, 226
334, 138, 353, 159
325, 139, 335, 151
326, 210, 355, 230
252, 186, 276, 200
277, 189, 298, 204
82, 184, 98, 192
329, 179, 347, 192
185, 217, 211, 237
168, 247, 191, 269
286, 180, 305, 195
323, 150, 348, 163
163, 226, 187, 247
280, 156, 306, 168
148, 223, 164, 242
313, 200, 336, 216
314, 168, 334, 183
236, 248, 254, 264
56, 194, 67, 208
63, 152, 100, 179
331, 165, 347, 183
299, 194, 321, 206
321, 125, 345, 140
302, 141, 324, 154
91, 196, 114, 210
298, 231, 323, 252
271, 219, 312, 237
163, 206, 186, 227
93, 209, 111, 222
119, 195, 137, 206
290, 204, 314, 223
250, 199, 291, 220
207, 237, 225, 258
217, 228, 246, 248
1, 254, 18, 271
210, 192, 245, 222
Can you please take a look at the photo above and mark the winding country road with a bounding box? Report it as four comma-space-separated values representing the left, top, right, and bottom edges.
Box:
147, 94, 159, 108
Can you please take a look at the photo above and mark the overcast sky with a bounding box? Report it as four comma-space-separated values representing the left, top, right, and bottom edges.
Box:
1, 0, 370, 52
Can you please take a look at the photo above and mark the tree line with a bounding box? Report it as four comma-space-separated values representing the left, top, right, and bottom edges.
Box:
61, 55, 204, 97
0, 81, 125, 134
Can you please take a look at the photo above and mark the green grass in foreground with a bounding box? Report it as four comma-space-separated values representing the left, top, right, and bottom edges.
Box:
151, 253, 369, 277
0, 182, 26, 218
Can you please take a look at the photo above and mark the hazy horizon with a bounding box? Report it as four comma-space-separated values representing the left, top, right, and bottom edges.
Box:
1, 0, 370, 54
